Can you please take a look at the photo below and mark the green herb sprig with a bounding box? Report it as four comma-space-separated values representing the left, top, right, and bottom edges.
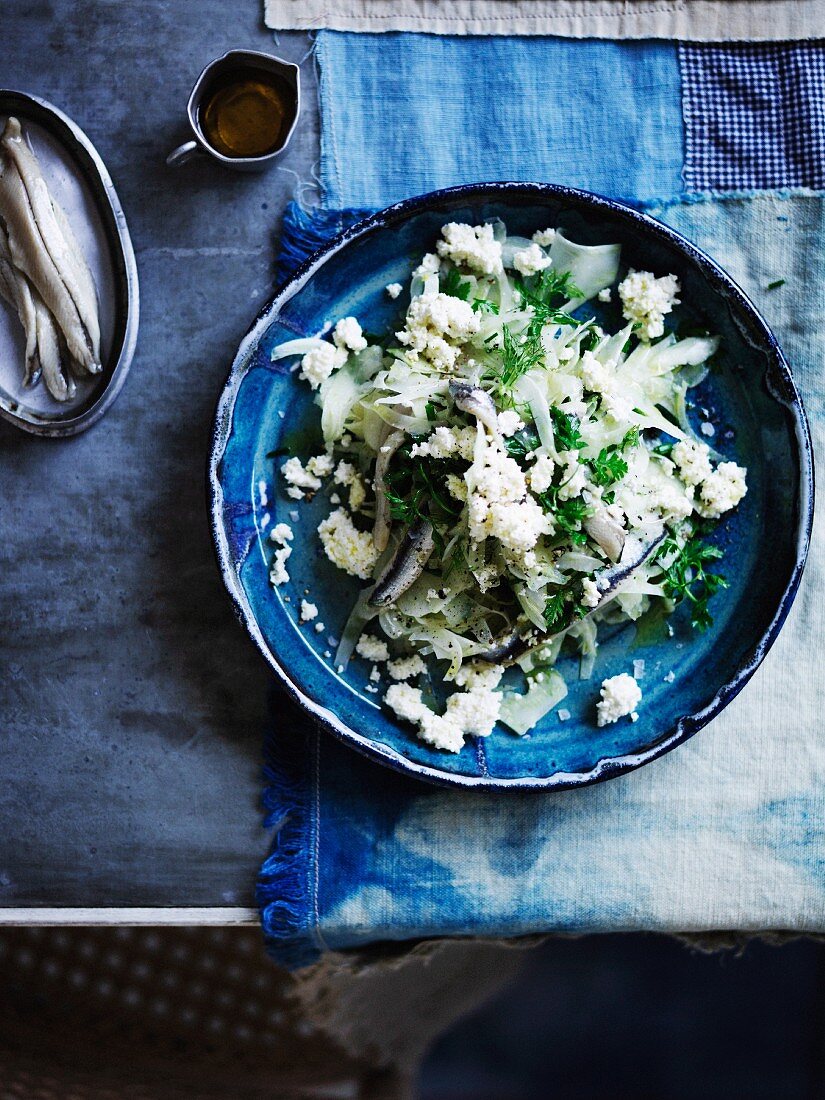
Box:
549, 407, 587, 453
537, 488, 593, 546
589, 426, 640, 487
441, 268, 472, 300
660, 534, 728, 631
497, 325, 545, 390
544, 588, 586, 630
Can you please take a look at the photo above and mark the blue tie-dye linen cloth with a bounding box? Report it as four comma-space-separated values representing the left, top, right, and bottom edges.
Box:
314, 34, 685, 209
259, 34, 825, 968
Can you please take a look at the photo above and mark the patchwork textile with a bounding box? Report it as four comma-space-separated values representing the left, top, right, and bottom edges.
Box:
680, 44, 825, 192
265, 0, 825, 42
315, 33, 685, 209
261, 192, 824, 969
259, 35, 825, 966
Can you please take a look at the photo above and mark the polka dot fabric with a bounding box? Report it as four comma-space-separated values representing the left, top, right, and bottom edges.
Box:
679, 43, 825, 192
0, 928, 374, 1099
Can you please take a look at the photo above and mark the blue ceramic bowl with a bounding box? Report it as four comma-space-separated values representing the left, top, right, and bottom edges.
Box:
209, 183, 813, 790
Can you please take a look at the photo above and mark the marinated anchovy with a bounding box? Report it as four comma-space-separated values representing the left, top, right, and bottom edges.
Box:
0, 217, 73, 399
0, 116, 100, 376
584, 508, 625, 562
372, 427, 406, 553
49, 200, 100, 367
593, 528, 666, 602
449, 380, 499, 434
33, 293, 75, 402
369, 518, 435, 607
0, 222, 38, 385
477, 630, 529, 664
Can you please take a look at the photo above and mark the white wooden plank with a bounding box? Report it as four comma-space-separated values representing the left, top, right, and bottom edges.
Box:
0, 907, 258, 926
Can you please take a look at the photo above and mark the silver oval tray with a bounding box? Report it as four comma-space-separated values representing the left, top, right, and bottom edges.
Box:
0, 90, 139, 436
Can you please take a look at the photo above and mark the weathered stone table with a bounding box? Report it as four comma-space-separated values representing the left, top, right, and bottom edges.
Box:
0, 0, 317, 922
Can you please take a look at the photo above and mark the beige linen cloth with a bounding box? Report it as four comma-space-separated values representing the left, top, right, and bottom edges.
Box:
265, 0, 824, 40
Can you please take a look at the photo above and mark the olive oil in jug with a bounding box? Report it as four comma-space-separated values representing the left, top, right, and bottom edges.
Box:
199, 69, 295, 159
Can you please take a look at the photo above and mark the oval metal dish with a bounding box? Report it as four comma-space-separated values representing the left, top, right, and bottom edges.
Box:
0, 90, 139, 437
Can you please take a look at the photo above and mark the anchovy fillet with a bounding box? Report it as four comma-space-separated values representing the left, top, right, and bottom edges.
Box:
0, 117, 100, 374
369, 518, 435, 607
50, 194, 101, 369
594, 527, 666, 602
584, 508, 626, 562
0, 216, 76, 398
449, 381, 500, 435
477, 631, 529, 665
0, 221, 39, 385
33, 291, 75, 402
372, 427, 406, 553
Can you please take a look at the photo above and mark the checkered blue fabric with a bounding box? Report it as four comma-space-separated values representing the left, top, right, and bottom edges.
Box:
680, 43, 825, 192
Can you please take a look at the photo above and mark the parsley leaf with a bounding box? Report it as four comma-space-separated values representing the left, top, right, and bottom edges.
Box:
440, 268, 472, 300
590, 449, 628, 486
385, 483, 424, 525
589, 426, 640, 486
538, 489, 593, 545
523, 267, 582, 308
544, 588, 586, 630
472, 298, 499, 315
660, 534, 728, 631
516, 268, 583, 336
384, 448, 463, 530
549, 406, 587, 452
504, 425, 540, 461
554, 497, 592, 537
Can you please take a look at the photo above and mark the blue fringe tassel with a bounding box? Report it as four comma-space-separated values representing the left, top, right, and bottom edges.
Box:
258, 206, 374, 969
276, 201, 375, 283
257, 690, 321, 969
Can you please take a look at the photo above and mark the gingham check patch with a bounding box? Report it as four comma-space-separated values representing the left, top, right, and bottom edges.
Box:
679, 43, 825, 192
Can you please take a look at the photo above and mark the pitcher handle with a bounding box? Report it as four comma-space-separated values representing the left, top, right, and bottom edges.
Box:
166, 140, 201, 168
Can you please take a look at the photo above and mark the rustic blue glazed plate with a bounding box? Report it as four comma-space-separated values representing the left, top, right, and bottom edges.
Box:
209, 183, 813, 790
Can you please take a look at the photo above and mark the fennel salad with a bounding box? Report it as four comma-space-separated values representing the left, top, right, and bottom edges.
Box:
268, 221, 747, 754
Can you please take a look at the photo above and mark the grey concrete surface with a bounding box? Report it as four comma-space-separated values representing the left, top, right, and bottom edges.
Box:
1, 1, 318, 906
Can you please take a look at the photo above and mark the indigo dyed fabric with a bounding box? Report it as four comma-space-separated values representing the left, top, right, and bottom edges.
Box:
315, 32, 685, 208
260, 193, 825, 969
258, 35, 825, 967
680, 44, 825, 192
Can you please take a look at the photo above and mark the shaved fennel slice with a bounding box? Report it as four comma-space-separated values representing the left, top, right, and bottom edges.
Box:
335, 588, 379, 669
567, 617, 598, 679
320, 363, 371, 442
556, 551, 604, 573
624, 334, 719, 379
595, 322, 634, 366
270, 337, 330, 362
499, 670, 568, 736
648, 335, 719, 374
515, 584, 548, 632
513, 373, 557, 457
409, 625, 484, 678
550, 230, 621, 308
